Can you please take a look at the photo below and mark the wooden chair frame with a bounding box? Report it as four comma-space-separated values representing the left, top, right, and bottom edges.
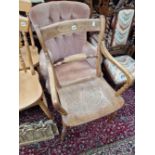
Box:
19, 0, 39, 69
19, 16, 35, 74
102, 8, 135, 89
19, 16, 53, 119
19, 0, 36, 49
33, 15, 133, 139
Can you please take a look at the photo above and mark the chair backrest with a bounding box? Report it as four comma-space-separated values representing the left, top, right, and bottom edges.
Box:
19, 15, 35, 74
19, 0, 36, 49
29, 1, 90, 62
111, 8, 134, 48
31, 15, 105, 78
19, 0, 32, 13
19, 33, 27, 72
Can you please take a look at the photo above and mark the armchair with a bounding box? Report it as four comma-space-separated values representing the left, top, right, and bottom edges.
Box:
103, 8, 135, 87
29, 1, 133, 140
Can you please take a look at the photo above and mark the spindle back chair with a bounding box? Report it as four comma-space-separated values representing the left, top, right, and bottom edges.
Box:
19, 16, 53, 119
19, 0, 39, 70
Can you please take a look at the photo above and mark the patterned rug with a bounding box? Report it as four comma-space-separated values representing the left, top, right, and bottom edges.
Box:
19, 86, 135, 155
81, 136, 134, 155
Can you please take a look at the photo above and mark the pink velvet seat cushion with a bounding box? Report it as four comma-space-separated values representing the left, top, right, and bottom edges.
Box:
39, 42, 97, 90
55, 60, 96, 87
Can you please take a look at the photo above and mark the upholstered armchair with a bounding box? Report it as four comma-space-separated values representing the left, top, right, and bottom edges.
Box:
29, 1, 133, 140
103, 8, 135, 86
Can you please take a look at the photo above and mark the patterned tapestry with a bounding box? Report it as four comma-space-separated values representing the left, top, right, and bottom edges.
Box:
111, 9, 134, 47
89, 0, 135, 50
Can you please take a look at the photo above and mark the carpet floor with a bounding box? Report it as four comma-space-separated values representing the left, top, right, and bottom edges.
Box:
80, 136, 134, 155
19, 86, 135, 155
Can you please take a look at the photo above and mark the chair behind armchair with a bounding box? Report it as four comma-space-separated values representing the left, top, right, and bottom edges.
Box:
29, 1, 97, 90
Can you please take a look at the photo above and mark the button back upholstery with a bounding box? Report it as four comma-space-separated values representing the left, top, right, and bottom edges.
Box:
29, 1, 97, 90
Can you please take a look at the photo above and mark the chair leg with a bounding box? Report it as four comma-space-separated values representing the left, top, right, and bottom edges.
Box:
61, 123, 67, 141
42, 92, 48, 107
107, 112, 117, 123
39, 98, 53, 119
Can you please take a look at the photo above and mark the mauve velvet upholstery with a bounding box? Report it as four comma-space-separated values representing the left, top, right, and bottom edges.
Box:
29, 1, 97, 90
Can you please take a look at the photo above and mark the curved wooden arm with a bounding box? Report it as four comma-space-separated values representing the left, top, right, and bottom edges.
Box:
34, 26, 67, 115
100, 41, 134, 96
47, 58, 67, 115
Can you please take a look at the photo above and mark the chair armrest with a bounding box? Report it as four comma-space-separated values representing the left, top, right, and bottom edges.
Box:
100, 41, 134, 96
47, 60, 67, 115
127, 44, 135, 56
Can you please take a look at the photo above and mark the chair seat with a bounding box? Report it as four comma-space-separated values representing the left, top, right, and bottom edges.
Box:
19, 70, 42, 111
104, 55, 135, 85
55, 60, 96, 87
57, 77, 124, 126
19, 45, 39, 70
